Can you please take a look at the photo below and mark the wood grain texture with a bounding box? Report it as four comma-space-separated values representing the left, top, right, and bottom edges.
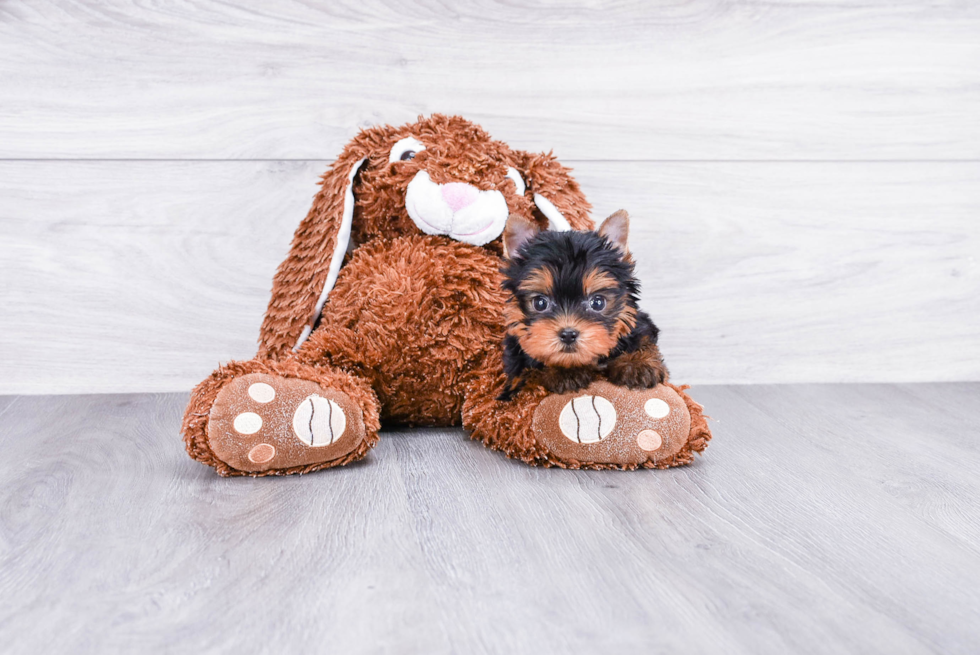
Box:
0, 0, 978, 160
1, 160, 977, 393
0, 384, 978, 654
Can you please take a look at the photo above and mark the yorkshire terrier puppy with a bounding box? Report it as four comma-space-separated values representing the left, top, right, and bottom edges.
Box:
498, 210, 668, 400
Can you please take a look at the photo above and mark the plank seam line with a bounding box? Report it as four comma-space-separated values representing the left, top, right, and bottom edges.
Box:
2, 159, 980, 164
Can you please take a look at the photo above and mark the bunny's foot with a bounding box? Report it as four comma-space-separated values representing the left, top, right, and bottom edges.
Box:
183, 360, 380, 476
463, 370, 710, 469
531, 381, 704, 468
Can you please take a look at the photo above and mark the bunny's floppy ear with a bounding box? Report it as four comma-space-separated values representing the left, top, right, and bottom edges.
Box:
257, 133, 376, 358
511, 150, 594, 232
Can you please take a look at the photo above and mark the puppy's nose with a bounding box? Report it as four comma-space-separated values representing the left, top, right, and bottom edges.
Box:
441, 183, 478, 212
559, 328, 579, 345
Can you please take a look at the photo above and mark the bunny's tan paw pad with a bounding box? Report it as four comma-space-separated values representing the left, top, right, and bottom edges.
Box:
207, 373, 366, 473
532, 380, 691, 468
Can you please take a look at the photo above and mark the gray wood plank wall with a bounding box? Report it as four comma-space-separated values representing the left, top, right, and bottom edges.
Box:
1, 1, 977, 393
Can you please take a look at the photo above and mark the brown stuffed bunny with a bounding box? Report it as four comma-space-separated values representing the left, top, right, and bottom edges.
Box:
182, 115, 711, 476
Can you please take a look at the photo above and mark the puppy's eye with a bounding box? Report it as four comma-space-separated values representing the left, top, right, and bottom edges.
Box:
532, 296, 550, 312
589, 295, 606, 311
389, 137, 426, 163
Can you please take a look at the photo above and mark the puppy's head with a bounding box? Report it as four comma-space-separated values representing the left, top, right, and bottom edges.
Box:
501, 210, 638, 367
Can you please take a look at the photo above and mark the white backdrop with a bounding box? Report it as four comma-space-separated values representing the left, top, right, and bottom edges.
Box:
1, 0, 977, 393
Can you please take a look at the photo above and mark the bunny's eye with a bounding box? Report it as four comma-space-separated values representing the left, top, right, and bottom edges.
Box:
389, 137, 426, 163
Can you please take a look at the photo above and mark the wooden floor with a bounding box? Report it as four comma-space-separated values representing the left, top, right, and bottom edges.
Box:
1, 384, 978, 654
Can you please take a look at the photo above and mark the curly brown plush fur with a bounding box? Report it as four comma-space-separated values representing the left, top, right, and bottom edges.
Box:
181, 115, 710, 476
257, 115, 592, 360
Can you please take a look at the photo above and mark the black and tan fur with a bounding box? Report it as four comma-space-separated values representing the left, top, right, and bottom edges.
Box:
498, 210, 668, 400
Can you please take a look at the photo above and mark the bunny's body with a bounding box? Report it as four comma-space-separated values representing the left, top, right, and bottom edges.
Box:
182, 115, 710, 476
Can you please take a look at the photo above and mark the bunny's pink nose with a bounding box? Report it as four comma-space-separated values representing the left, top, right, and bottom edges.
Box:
441, 183, 478, 213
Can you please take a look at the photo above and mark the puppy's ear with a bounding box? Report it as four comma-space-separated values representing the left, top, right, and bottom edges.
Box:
598, 209, 630, 252
258, 126, 385, 357
503, 213, 540, 259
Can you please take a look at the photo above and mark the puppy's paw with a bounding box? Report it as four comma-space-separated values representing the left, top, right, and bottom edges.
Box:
497, 383, 519, 402
607, 356, 668, 389
539, 367, 596, 395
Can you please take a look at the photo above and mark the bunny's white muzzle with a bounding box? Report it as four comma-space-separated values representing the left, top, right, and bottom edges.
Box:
405, 171, 509, 246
